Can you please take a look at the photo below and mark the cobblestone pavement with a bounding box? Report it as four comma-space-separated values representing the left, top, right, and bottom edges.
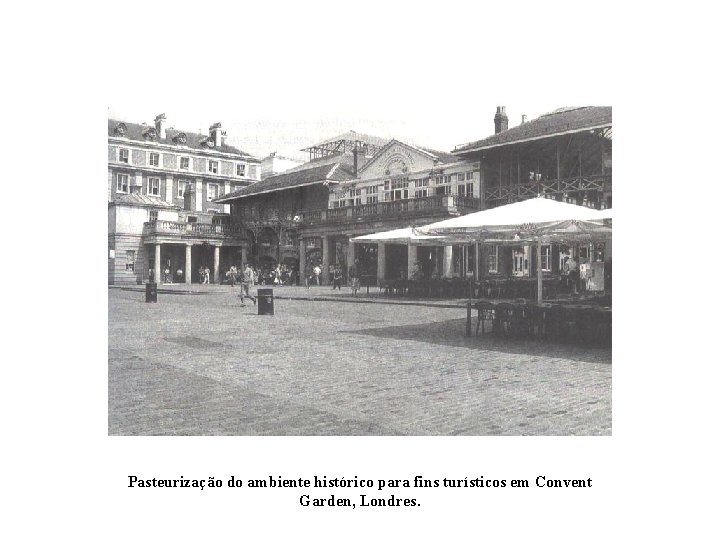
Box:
109, 286, 611, 436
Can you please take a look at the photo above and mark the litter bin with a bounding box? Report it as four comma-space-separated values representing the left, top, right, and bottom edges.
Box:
145, 282, 158, 303
257, 288, 274, 315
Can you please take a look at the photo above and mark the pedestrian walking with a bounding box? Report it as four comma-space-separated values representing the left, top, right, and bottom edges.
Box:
229, 265, 237, 287
238, 263, 257, 306
349, 259, 360, 297
313, 264, 321, 286
332, 265, 343, 290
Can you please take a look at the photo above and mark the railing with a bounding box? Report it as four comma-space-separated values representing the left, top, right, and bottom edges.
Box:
297, 195, 471, 224
143, 220, 246, 237
484, 174, 611, 204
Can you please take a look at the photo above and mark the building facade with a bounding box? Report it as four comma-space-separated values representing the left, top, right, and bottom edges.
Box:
108, 115, 261, 284
109, 106, 612, 290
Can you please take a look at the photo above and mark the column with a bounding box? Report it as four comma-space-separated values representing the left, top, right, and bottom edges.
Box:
223, 181, 231, 214
407, 244, 417, 280
154, 244, 161, 283
213, 245, 220, 284
195, 179, 203, 212
443, 246, 453, 278
165, 175, 174, 203
241, 245, 248, 267
185, 244, 192, 284
346, 239, 355, 272
474, 242, 480, 280
376, 243, 386, 282
299, 238, 306, 278
321, 236, 330, 285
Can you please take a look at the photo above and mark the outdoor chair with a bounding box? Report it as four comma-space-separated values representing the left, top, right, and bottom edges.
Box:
526, 304, 546, 339
493, 303, 514, 337
575, 307, 598, 345
545, 305, 571, 342
510, 303, 531, 338
475, 301, 495, 335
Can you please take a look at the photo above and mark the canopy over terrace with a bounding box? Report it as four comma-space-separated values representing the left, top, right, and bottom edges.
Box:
416, 197, 612, 303
350, 228, 448, 244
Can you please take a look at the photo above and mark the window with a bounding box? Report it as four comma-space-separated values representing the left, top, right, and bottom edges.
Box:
125, 250, 135, 271
208, 160, 218, 174
465, 172, 473, 181
148, 210, 158, 222
237, 163, 246, 176
187, 216, 198, 223
466, 183, 474, 198
118, 148, 129, 163
458, 184, 466, 197
207, 183, 219, 200
149, 152, 160, 167
148, 177, 160, 196
435, 185, 451, 196
488, 245, 498, 273
541, 245, 551, 271
179, 157, 190, 170
415, 188, 428, 198
116, 173, 129, 193
415, 178, 429, 187
177, 180, 187, 198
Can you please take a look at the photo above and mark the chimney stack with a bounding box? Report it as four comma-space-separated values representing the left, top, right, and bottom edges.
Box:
494, 106, 509, 134
521, 114, 527, 124
154, 113, 167, 139
209, 122, 223, 147
183, 183, 196, 211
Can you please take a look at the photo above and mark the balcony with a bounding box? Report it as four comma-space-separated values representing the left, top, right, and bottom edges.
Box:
484, 174, 611, 206
298, 195, 479, 225
142, 219, 246, 240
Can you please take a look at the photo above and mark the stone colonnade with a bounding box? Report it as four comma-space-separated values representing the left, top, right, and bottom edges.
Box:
151, 242, 247, 284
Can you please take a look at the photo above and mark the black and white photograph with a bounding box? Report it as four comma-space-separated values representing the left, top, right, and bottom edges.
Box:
7, 1, 717, 538
107, 106, 612, 436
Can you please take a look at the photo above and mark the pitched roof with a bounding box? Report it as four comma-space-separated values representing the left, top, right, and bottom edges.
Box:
358, 139, 463, 174
213, 154, 354, 202
453, 106, 612, 154
301, 130, 390, 151
108, 119, 257, 159
110, 193, 178, 208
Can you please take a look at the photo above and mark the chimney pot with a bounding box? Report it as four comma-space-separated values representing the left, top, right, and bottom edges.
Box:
154, 113, 167, 139
494, 105, 509, 134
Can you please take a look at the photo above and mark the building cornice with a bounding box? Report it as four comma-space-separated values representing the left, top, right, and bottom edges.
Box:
108, 136, 261, 163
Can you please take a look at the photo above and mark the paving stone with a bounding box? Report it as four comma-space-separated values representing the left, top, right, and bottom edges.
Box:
109, 287, 611, 435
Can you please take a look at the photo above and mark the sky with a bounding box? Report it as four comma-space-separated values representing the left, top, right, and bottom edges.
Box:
106, 1, 614, 162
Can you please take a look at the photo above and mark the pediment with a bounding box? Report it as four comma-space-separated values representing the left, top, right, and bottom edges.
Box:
357, 141, 438, 180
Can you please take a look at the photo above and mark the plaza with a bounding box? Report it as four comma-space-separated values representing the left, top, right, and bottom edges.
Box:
108, 286, 611, 436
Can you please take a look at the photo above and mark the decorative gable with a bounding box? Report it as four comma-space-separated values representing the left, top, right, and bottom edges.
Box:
357, 141, 439, 180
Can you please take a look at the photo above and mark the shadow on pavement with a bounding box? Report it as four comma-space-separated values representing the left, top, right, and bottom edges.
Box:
342, 318, 611, 364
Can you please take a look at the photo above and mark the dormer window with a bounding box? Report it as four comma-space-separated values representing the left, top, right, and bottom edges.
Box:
142, 127, 157, 140
173, 132, 187, 144
200, 137, 215, 148
113, 123, 127, 136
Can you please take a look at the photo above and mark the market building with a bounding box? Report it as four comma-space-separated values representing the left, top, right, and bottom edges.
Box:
214, 130, 484, 284
108, 115, 261, 284
450, 106, 612, 290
